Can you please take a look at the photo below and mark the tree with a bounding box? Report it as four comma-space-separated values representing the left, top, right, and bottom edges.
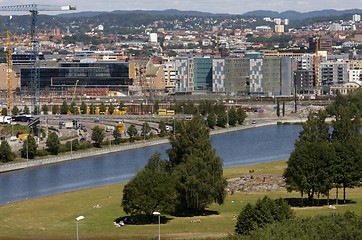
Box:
33, 106, 40, 115
327, 95, 362, 203
283, 110, 333, 205
228, 108, 238, 126
89, 103, 95, 115
2, 108, 7, 116
207, 113, 217, 129
70, 101, 77, 114
41, 105, 49, 115
12, 106, 20, 116
91, 126, 105, 148
236, 108, 247, 124
80, 101, 87, 115
118, 101, 125, 111
141, 122, 151, 138
60, 101, 69, 114
108, 103, 115, 115
154, 100, 159, 113
126, 124, 138, 142
0, 140, 15, 163
23, 106, 30, 114
112, 127, 122, 145
235, 197, 294, 235
52, 105, 59, 115
20, 135, 38, 159
217, 111, 227, 128
167, 115, 227, 213
99, 102, 106, 114
276, 99, 280, 117
122, 153, 176, 218
46, 132, 60, 155
158, 120, 167, 137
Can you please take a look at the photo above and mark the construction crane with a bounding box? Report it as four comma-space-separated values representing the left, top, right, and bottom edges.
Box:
72, 80, 79, 103
6, 31, 13, 114
0, 4, 76, 114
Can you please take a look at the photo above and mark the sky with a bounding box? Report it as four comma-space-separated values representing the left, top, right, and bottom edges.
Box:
0, 0, 361, 15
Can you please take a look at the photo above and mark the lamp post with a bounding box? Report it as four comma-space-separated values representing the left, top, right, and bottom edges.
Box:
152, 211, 161, 240
76, 215, 84, 240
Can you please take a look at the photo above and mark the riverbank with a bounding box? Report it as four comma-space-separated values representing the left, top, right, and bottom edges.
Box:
0, 117, 304, 173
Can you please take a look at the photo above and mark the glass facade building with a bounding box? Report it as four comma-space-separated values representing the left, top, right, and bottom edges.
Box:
20, 62, 132, 90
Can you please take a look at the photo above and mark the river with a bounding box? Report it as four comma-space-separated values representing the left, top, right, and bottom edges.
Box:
0, 125, 302, 205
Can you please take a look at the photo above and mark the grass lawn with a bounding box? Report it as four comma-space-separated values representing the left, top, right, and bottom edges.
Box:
1, 160, 362, 239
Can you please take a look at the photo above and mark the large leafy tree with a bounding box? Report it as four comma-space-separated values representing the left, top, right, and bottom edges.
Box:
46, 132, 60, 155
0, 140, 15, 163
122, 153, 176, 218
99, 102, 106, 114
167, 115, 227, 213
91, 126, 105, 148
283, 110, 333, 204
23, 106, 30, 114
20, 135, 38, 159
327, 93, 362, 203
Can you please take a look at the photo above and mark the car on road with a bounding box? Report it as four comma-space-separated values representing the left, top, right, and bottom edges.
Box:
252, 120, 256, 124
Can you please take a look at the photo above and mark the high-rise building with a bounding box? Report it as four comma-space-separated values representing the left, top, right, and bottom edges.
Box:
320, 61, 348, 93
353, 14, 361, 22
149, 33, 158, 43
224, 58, 250, 96
212, 58, 225, 93
275, 25, 285, 33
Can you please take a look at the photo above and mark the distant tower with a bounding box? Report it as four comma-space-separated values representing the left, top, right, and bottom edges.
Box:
352, 14, 361, 22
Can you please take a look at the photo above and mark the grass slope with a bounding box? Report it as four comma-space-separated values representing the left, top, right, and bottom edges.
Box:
1, 160, 362, 239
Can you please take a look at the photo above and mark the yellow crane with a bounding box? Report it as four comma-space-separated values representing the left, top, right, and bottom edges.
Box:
72, 79, 79, 102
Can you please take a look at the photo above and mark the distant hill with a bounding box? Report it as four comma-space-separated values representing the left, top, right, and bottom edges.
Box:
57, 9, 228, 18
242, 9, 362, 20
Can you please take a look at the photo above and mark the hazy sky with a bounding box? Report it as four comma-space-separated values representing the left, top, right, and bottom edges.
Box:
0, 0, 361, 15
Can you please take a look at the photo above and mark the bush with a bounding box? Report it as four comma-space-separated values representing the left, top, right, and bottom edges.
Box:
235, 196, 294, 235
36, 149, 49, 157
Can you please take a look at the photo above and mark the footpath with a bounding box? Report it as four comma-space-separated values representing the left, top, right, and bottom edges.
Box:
0, 118, 304, 173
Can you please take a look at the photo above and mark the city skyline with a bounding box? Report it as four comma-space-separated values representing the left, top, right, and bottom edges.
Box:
0, 0, 361, 15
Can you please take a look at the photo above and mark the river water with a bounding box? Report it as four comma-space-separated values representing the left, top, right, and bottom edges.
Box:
0, 125, 302, 205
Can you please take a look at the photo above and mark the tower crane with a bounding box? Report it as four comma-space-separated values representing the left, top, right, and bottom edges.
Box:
0, 4, 76, 114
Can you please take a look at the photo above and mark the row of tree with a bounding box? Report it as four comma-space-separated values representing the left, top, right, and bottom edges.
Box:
284, 89, 362, 205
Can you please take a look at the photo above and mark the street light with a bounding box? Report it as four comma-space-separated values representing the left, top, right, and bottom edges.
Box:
76, 215, 84, 240
152, 211, 161, 240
